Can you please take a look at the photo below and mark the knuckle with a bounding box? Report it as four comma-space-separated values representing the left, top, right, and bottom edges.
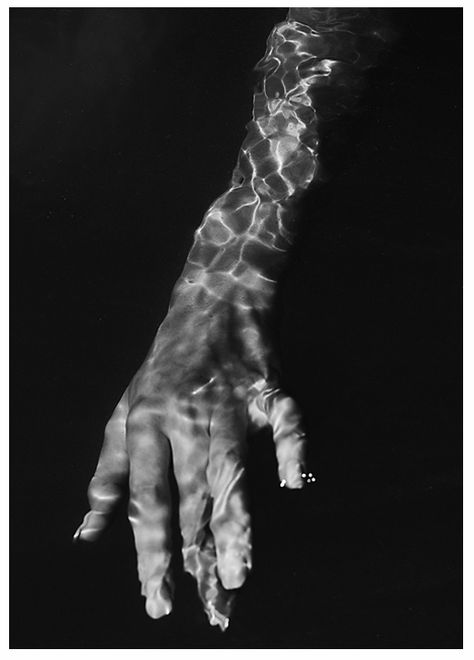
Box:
126, 400, 159, 429
129, 483, 157, 503
248, 395, 269, 428
87, 476, 120, 505
255, 383, 283, 413
128, 485, 170, 522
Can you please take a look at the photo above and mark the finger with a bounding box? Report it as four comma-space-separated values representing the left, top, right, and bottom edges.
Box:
207, 405, 252, 590
167, 406, 233, 630
168, 408, 211, 556
127, 407, 173, 620
184, 531, 235, 631
257, 387, 307, 489
74, 391, 129, 542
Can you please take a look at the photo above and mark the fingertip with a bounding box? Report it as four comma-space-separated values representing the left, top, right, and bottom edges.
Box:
73, 512, 107, 542
275, 431, 307, 482
220, 571, 247, 590
145, 594, 172, 620
75, 527, 102, 542
279, 465, 317, 489
206, 602, 230, 631
285, 479, 304, 490
143, 577, 173, 619
280, 460, 304, 489
218, 560, 250, 590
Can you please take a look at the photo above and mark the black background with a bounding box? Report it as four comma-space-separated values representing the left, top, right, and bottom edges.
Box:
10, 8, 462, 649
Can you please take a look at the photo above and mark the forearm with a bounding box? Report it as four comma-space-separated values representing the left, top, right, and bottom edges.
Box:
167, 9, 388, 320
167, 16, 328, 312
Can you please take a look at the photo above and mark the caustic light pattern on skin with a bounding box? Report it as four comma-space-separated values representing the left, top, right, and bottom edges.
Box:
74, 8, 385, 631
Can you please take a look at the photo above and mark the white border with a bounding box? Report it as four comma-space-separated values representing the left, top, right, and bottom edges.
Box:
4, 0, 466, 657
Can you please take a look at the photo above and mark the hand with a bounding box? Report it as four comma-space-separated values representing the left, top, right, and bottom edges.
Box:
73, 289, 309, 630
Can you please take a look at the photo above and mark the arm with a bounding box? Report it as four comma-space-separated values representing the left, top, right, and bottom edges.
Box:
74, 8, 384, 631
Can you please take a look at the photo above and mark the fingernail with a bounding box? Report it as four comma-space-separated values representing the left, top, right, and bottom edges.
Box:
73, 526, 81, 542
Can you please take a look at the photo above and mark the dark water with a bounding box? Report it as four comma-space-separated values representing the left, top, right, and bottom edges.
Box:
10, 8, 462, 648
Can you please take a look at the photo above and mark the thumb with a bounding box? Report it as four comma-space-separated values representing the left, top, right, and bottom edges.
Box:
254, 386, 312, 489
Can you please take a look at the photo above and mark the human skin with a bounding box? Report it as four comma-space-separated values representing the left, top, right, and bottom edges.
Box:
74, 8, 383, 630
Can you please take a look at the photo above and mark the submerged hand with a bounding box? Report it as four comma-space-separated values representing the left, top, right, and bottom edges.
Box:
74, 292, 309, 629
